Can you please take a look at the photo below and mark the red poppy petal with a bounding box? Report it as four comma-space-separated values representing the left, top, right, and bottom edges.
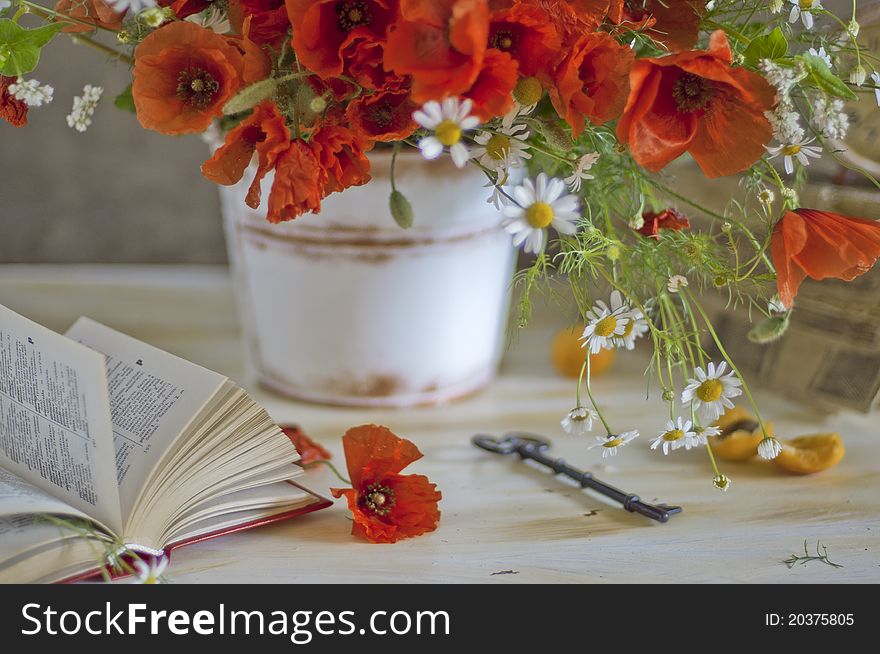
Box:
341, 425, 423, 488
384, 473, 442, 536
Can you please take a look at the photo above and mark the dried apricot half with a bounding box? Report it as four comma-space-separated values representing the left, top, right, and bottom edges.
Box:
772, 433, 845, 475
708, 406, 770, 461
551, 325, 616, 378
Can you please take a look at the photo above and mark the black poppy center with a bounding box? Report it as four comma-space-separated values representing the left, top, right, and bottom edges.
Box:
360, 482, 395, 516
176, 68, 220, 109
672, 72, 713, 113
337, 1, 372, 31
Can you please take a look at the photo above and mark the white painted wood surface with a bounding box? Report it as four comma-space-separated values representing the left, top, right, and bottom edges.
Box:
1, 265, 878, 583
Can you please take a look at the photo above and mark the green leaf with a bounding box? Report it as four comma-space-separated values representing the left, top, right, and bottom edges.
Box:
742, 27, 788, 68
389, 190, 414, 229
0, 19, 64, 77
801, 54, 858, 101
114, 84, 135, 113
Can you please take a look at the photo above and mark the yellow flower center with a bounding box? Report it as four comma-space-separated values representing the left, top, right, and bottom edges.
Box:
799, 0, 813, 9
782, 144, 802, 156
603, 437, 623, 448
622, 320, 635, 337
486, 134, 511, 160
594, 316, 618, 338
513, 76, 543, 106
663, 429, 685, 442
435, 120, 462, 147
525, 201, 554, 228
696, 378, 724, 402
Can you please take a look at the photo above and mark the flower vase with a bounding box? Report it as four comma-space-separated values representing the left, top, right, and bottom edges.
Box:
221, 151, 515, 407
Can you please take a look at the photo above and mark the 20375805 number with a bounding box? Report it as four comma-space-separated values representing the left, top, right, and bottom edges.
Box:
765, 614, 854, 626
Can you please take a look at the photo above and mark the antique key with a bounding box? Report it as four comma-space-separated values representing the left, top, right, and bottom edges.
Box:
472, 432, 682, 523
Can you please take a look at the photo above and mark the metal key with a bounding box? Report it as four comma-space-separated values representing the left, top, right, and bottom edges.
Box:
472, 432, 682, 523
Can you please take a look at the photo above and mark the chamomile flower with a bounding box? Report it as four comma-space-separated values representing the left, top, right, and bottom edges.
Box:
588, 430, 639, 458
561, 406, 598, 436
789, 0, 821, 30
757, 437, 783, 460
8, 78, 54, 107
471, 123, 531, 174
691, 425, 720, 448
108, 0, 157, 13
501, 173, 579, 254
766, 138, 822, 175
564, 153, 600, 192
712, 474, 732, 492
413, 97, 480, 168
581, 291, 630, 354
682, 362, 743, 423
614, 306, 649, 350
667, 274, 688, 293
484, 179, 507, 210
132, 556, 167, 584
872, 72, 880, 107
650, 417, 696, 455
808, 46, 832, 68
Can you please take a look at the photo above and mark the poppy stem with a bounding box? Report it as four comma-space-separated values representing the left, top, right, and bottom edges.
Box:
304, 460, 350, 485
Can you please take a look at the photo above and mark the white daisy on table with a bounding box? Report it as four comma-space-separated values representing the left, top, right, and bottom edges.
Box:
413, 97, 480, 168
501, 173, 579, 255
682, 361, 743, 423
561, 406, 598, 436
872, 72, 880, 107
613, 306, 649, 351
766, 138, 822, 175
8, 78, 54, 107
667, 274, 688, 293
650, 417, 697, 455
808, 46, 832, 68
757, 437, 783, 460
580, 291, 631, 354
588, 430, 639, 458
788, 0, 821, 30
564, 153, 600, 193
712, 474, 732, 492
471, 123, 531, 175
132, 556, 168, 584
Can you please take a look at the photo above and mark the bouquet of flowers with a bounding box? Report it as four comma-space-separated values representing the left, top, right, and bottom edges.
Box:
3, 0, 880, 488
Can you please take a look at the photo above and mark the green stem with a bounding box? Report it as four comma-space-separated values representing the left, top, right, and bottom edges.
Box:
304, 460, 351, 485
584, 351, 613, 435
704, 19, 751, 45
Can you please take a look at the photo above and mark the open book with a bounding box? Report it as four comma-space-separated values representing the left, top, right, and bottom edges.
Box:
0, 304, 329, 583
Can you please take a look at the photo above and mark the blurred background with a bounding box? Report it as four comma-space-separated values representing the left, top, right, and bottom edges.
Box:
0, 0, 869, 264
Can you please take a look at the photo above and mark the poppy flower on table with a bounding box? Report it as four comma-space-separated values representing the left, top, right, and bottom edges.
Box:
331, 425, 441, 544
280, 426, 333, 466
616, 30, 776, 178
771, 208, 880, 308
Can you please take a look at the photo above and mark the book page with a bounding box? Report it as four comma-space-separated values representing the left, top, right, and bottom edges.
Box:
0, 305, 123, 534
65, 318, 227, 519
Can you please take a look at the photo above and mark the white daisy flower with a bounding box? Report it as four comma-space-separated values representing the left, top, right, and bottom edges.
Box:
691, 425, 720, 448
501, 98, 537, 130
682, 362, 743, 423
757, 437, 782, 460
561, 406, 598, 436
186, 5, 231, 33
66, 84, 103, 133
471, 123, 531, 175
650, 417, 696, 455
808, 46, 831, 68
564, 153, 600, 192
484, 179, 507, 210
614, 306, 649, 350
501, 173, 580, 254
789, 0, 821, 30
712, 474, 732, 492
588, 430, 639, 458
132, 556, 168, 584
667, 274, 688, 293
108, 0, 157, 13
580, 291, 631, 354
766, 138, 822, 175
413, 97, 480, 168
768, 294, 787, 314
872, 72, 880, 107
8, 78, 54, 107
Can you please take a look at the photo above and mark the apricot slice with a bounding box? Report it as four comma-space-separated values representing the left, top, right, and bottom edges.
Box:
551, 325, 616, 378
708, 406, 771, 461
772, 433, 845, 475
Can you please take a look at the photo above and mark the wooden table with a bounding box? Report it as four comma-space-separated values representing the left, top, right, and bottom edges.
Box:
2, 265, 878, 583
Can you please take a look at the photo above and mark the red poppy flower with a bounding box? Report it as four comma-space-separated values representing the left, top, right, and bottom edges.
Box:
616, 31, 776, 178
133, 21, 268, 135
310, 122, 373, 194
280, 425, 333, 465
346, 89, 417, 142
488, 1, 560, 78
201, 101, 291, 209
285, 0, 398, 79
331, 425, 441, 544
228, 0, 291, 47
158, 0, 209, 19
54, 0, 124, 33
267, 140, 327, 222
638, 208, 691, 239
549, 31, 634, 137
771, 208, 880, 308
609, 0, 704, 52
1, 76, 28, 128
534, 0, 608, 43
384, 0, 489, 103
464, 48, 518, 120
347, 37, 407, 91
